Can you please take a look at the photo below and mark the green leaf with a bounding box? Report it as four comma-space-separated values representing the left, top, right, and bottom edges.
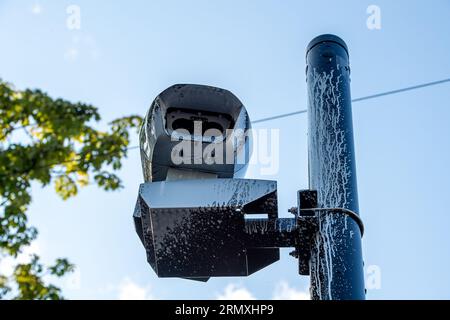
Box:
54, 175, 78, 200
0, 78, 143, 299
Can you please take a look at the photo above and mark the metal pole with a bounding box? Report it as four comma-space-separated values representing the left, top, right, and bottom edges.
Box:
306, 34, 365, 300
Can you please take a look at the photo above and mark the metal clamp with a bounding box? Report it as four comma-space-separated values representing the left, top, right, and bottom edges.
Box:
291, 207, 364, 237
290, 190, 365, 276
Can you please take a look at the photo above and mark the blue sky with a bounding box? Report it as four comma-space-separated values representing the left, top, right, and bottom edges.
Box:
1, 0, 450, 299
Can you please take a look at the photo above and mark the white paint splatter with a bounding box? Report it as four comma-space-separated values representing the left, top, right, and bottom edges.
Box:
307, 68, 352, 300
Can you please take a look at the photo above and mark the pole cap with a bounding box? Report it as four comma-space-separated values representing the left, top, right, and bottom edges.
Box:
306, 34, 349, 58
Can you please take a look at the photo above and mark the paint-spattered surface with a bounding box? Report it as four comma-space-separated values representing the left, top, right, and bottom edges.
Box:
133, 178, 280, 280
306, 35, 365, 300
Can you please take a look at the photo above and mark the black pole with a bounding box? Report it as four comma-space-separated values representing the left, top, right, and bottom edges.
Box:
306, 35, 365, 300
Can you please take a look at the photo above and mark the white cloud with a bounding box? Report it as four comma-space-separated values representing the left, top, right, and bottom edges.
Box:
0, 256, 15, 277
0, 241, 41, 277
216, 284, 256, 300
118, 278, 153, 300
272, 281, 310, 300
18, 241, 41, 263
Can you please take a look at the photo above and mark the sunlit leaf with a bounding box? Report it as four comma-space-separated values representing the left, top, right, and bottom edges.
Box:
0, 78, 142, 299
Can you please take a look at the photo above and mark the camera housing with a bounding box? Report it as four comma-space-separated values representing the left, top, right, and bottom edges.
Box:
139, 84, 251, 182
134, 84, 280, 281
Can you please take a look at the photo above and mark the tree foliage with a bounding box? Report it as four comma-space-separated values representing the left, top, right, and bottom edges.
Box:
0, 79, 142, 299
